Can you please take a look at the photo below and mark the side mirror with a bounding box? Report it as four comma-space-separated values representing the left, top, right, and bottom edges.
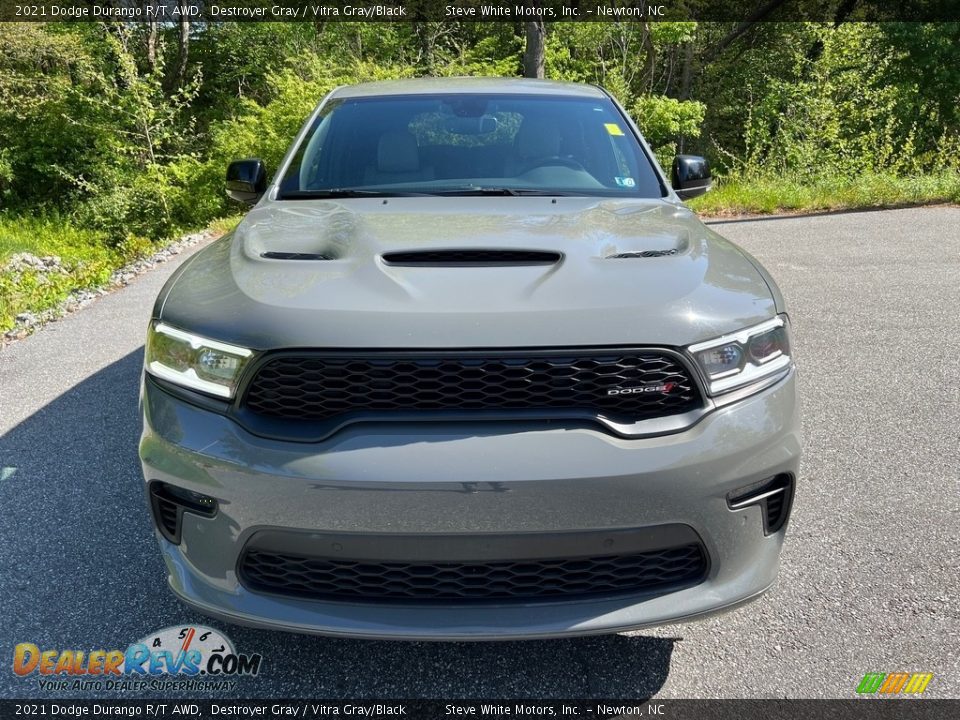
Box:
226, 159, 267, 204
672, 155, 711, 200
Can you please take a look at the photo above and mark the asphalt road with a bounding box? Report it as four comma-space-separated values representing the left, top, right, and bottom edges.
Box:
1, 206, 958, 700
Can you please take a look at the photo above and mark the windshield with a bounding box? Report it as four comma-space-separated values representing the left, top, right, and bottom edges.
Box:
278, 93, 665, 198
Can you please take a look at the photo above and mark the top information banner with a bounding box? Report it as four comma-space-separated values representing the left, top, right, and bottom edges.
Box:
1, 0, 959, 22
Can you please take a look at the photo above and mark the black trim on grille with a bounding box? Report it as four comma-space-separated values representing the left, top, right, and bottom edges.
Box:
382, 249, 562, 266
237, 528, 708, 604
237, 348, 703, 441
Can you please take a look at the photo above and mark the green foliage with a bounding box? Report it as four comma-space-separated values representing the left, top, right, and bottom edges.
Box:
543, 23, 706, 164
435, 31, 522, 77
1, 20, 958, 332
0, 215, 109, 263
0, 24, 99, 206
630, 95, 705, 167
171, 57, 413, 224
546, 22, 697, 105
632, 96, 705, 146
698, 23, 960, 179
0, 23, 203, 243
67, 27, 202, 241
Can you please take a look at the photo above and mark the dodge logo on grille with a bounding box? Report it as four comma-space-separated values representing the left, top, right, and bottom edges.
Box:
607, 382, 677, 396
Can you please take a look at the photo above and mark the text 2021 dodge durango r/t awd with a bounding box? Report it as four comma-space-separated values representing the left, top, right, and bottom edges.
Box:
139, 78, 800, 639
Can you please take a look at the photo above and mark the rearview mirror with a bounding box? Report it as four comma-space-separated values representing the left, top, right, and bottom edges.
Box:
672, 155, 711, 200
444, 115, 499, 135
226, 159, 267, 205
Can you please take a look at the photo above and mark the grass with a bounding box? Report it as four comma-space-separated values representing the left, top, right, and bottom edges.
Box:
0, 214, 241, 334
0, 215, 112, 263
689, 171, 960, 217
0, 216, 120, 332
207, 214, 243, 236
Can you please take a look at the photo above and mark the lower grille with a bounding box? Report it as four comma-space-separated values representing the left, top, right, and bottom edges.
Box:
240, 350, 702, 430
151, 487, 181, 542
765, 492, 786, 530
238, 543, 707, 603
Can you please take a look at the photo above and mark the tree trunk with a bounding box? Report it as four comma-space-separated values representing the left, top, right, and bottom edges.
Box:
523, 20, 545, 79
641, 22, 656, 93
172, 3, 190, 91
679, 41, 694, 100
415, 22, 435, 74
146, 19, 157, 73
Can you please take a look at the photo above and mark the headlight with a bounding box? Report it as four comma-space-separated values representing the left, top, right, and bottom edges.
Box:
687, 315, 792, 395
145, 322, 253, 398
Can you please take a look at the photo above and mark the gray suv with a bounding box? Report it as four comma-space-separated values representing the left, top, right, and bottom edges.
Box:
140, 78, 800, 639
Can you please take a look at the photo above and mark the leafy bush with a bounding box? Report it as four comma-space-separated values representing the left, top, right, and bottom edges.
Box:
169, 58, 413, 223
702, 23, 960, 180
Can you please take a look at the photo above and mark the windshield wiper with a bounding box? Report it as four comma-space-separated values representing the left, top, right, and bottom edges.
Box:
281, 189, 433, 199
282, 187, 582, 199
432, 187, 580, 197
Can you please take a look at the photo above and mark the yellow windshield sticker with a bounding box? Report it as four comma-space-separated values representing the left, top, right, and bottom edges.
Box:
604, 123, 625, 136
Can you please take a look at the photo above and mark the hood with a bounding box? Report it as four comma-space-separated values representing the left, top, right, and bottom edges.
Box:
158, 198, 776, 350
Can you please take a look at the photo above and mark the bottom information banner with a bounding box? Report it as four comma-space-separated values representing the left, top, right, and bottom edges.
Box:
0, 700, 955, 720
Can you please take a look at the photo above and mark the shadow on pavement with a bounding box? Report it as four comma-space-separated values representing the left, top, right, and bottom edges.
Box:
0, 349, 677, 699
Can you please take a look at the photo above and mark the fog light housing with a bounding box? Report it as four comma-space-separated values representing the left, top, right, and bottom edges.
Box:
727, 474, 794, 536
149, 481, 217, 545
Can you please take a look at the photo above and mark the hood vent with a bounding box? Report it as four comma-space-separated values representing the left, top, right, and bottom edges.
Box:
608, 249, 679, 259
261, 251, 332, 260
382, 249, 562, 267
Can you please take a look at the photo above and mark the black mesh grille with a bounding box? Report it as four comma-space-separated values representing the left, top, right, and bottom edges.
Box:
765, 493, 784, 525
239, 544, 707, 602
241, 351, 701, 424
153, 494, 180, 540
382, 250, 561, 265
149, 483, 183, 544
763, 480, 794, 535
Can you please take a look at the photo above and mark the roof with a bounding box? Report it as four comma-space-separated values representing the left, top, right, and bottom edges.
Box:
330, 77, 608, 99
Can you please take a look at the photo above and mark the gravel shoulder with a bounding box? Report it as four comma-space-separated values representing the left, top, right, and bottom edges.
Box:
2, 230, 218, 345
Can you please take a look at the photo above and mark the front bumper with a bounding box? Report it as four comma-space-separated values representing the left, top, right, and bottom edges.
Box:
139, 370, 801, 640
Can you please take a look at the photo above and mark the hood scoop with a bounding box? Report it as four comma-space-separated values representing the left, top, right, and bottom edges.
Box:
261, 251, 333, 261
382, 249, 562, 267
607, 249, 679, 259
